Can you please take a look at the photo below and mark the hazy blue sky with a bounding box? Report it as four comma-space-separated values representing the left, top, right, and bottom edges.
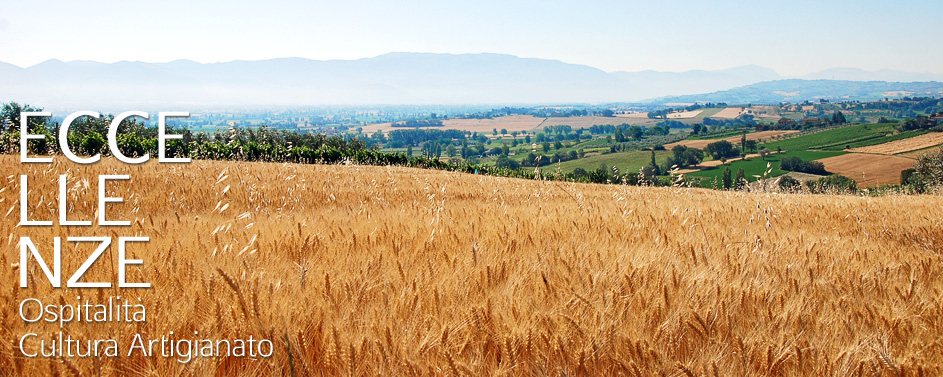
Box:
1, 0, 940, 75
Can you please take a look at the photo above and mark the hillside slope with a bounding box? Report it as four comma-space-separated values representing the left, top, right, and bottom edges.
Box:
2, 157, 941, 375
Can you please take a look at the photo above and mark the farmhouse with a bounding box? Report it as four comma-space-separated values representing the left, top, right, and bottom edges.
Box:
776, 117, 798, 128
800, 117, 824, 127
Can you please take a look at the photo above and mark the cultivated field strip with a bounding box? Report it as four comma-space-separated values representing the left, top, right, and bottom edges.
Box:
1, 156, 941, 376
665, 131, 798, 149
850, 132, 943, 155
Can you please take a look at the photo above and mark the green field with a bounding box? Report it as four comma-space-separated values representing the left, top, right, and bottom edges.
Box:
835, 130, 928, 150
544, 150, 671, 174
761, 123, 923, 151
686, 150, 845, 187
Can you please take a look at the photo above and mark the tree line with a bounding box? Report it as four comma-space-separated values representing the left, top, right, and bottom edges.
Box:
3, 102, 941, 193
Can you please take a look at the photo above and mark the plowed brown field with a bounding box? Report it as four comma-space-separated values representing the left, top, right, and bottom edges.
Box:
818, 153, 916, 187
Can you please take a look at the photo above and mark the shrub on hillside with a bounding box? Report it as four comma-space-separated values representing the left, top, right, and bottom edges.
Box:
778, 175, 801, 192
780, 156, 827, 175
906, 148, 943, 192
805, 175, 858, 194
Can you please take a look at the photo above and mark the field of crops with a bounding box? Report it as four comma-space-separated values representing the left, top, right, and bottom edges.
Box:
850, 132, 943, 155
685, 150, 844, 187
761, 123, 925, 151
710, 107, 745, 119
3, 156, 942, 376
544, 150, 671, 174
666, 110, 702, 119
665, 131, 798, 149
901, 146, 943, 160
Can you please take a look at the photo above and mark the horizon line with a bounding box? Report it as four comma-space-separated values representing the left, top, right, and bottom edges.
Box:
10, 53, 941, 78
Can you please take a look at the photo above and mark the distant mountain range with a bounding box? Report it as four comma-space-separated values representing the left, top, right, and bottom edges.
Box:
0, 53, 941, 108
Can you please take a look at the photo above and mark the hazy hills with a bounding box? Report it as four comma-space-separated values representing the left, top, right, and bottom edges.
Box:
611, 65, 781, 100
0, 53, 941, 109
649, 80, 943, 105
800, 68, 943, 82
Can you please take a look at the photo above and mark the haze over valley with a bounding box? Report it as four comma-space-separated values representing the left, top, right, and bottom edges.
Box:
3, 53, 942, 109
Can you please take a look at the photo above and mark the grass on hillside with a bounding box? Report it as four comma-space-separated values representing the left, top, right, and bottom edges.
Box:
544, 150, 671, 174
761, 123, 923, 151
836, 130, 929, 150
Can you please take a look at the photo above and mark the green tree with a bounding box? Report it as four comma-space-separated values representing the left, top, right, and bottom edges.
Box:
744, 139, 757, 153
691, 123, 703, 136
1, 102, 45, 132
831, 111, 846, 125
735, 167, 746, 190
910, 148, 943, 191
778, 175, 800, 192
706, 140, 737, 160
649, 149, 661, 176
494, 156, 520, 169
371, 130, 386, 143
722, 167, 732, 189
805, 175, 857, 194
82, 131, 107, 156
668, 145, 704, 168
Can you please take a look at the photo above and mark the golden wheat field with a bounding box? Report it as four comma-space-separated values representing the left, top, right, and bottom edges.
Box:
707, 107, 745, 119
1, 155, 942, 376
